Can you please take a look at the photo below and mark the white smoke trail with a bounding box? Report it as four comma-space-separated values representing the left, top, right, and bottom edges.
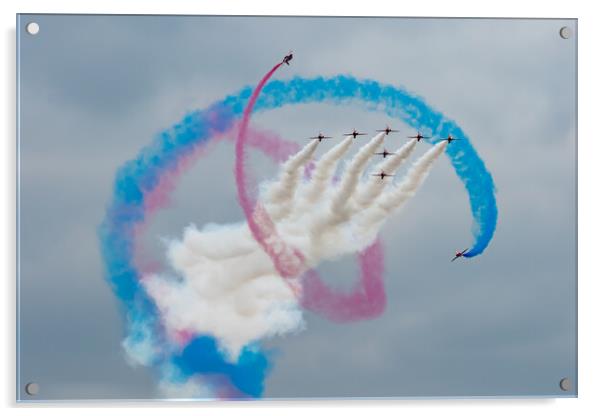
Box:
264, 140, 319, 220
330, 133, 386, 216
354, 138, 418, 209
302, 136, 354, 203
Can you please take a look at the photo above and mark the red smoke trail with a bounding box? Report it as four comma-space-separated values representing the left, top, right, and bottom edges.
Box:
234, 63, 306, 278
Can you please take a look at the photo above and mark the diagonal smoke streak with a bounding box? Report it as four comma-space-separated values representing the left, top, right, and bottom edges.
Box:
330, 133, 386, 217
302, 136, 354, 204
354, 138, 418, 209
264, 140, 319, 220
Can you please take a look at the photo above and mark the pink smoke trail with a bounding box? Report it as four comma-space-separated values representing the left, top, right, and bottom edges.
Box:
234, 63, 306, 278
300, 240, 386, 323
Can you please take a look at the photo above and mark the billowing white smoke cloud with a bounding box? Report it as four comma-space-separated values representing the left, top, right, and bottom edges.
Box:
142, 134, 447, 361
142, 223, 304, 359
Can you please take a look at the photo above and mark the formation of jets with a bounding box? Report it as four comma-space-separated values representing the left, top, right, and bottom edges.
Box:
305, 126, 459, 152
304, 126, 460, 167
300, 124, 467, 262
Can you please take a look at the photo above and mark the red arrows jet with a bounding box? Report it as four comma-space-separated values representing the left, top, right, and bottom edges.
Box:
374, 148, 396, 158
376, 125, 399, 135
371, 171, 395, 180
282, 51, 293, 65
441, 134, 460, 143
408, 132, 431, 142
308, 132, 332, 142
451, 248, 469, 262
343, 129, 367, 139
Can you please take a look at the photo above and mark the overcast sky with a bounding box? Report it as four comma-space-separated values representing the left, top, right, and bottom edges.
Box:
17, 14, 576, 400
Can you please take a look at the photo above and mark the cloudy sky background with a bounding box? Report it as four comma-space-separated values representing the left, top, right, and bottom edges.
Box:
17, 15, 576, 400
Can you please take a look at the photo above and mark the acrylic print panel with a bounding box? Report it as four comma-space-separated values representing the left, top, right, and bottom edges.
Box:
16, 14, 577, 401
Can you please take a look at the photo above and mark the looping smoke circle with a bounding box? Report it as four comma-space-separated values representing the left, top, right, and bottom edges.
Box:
99, 74, 497, 398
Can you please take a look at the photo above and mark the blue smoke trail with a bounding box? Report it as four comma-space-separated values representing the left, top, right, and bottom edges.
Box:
99, 75, 496, 398
172, 336, 271, 398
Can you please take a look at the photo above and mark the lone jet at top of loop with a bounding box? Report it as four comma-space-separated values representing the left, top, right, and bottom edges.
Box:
308, 132, 332, 142
408, 132, 431, 142
451, 248, 469, 262
440, 134, 460, 144
343, 129, 367, 139
376, 125, 399, 135
282, 51, 293, 66
374, 148, 396, 158
371, 170, 395, 180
